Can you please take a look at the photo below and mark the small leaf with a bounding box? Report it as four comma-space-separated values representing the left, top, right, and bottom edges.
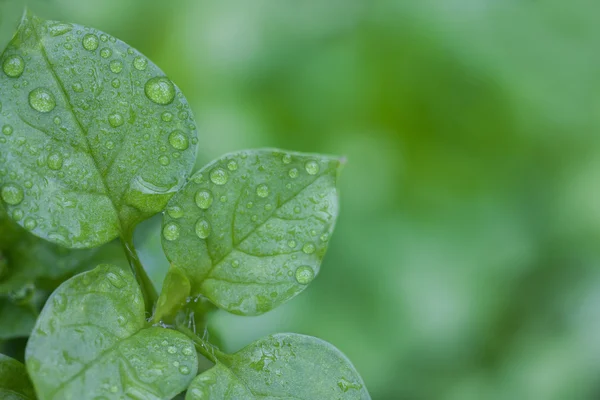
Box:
26, 264, 198, 399
0, 0, 23, 53
0, 13, 198, 248
152, 265, 191, 325
0, 353, 35, 399
186, 333, 370, 400
0, 299, 37, 339
162, 149, 341, 315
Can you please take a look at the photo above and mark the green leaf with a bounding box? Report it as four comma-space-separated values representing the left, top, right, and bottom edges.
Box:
0, 354, 35, 400
161, 149, 342, 315
0, 205, 101, 295
0, 299, 37, 340
0, 13, 198, 248
185, 333, 370, 400
0, 0, 23, 54
26, 264, 198, 399
152, 265, 191, 324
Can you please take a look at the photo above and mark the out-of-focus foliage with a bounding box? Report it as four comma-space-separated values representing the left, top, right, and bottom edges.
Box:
17, 0, 600, 398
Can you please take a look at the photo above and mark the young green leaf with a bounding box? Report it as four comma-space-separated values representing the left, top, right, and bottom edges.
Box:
0, 13, 198, 248
161, 149, 342, 315
186, 333, 370, 400
26, 264, 198, 399
0, 354, 35, 399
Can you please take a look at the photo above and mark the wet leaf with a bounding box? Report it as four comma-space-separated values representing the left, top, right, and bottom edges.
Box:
161, 149, 342, 315
26, 264, 198, 399
0, 353, 35, 399
186, 333, 370, 400
0, 13, 198, 248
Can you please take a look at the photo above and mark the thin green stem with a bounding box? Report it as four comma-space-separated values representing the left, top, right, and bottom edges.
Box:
176, 324, 227, 364
121, 235, 158, 317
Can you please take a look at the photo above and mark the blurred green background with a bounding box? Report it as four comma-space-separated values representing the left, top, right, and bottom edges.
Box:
20, 0, 600, 398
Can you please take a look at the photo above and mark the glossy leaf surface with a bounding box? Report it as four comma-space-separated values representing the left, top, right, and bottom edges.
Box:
186, 333, 370, 400
0, 13, 198, 248
162, 149, 341, 315
26, 264, 198, 399
0, 354, 35, 400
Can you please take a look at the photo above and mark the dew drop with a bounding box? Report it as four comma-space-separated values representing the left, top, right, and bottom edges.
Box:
47, 152, 63, 170
168, 130, 189, 150
2, 125, 13, 135
133, 56, 148, 70
161, 112, 173, 122
29, 88, 56, 113
1, 183, 24, 205
232, 260, 240, 268
111, 78, 120, 88
108, 113, 124, 127
105, 141, 115, 150
163, 222, 180, 241
12, 209, 23, 220
159, 155, 170, 166
53, 116, 62, 125
288, 240, 296, 248
195, 219, 211, 239
82, 34, 99, 51
182, 347, 194, 356
2, 54, 25, 78
117, 315, 127, 326
145, 77, 176, 105
195, 189, 213, 209
302, 242, 316, 254
295, 266, 315, 285
100, 48, 112, 58
167, 346, 177, 354
288, 168, 298, 179
110, 60, 123, 74
209, 168, 228, 185
305, 160, 320, 175
49, 23, 73, 36
24, 217, 37, 231
167, 205, 184, 219
282, 154, 292, 164
179, 365, 190, 375
227, 160, 238, 171
256, 184, 269, 198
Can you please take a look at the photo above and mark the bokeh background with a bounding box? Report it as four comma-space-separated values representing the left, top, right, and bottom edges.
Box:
17, 0, 600, 398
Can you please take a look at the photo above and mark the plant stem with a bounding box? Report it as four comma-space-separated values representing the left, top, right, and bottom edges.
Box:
176, 324, 227, 364
121, 235, 158, 317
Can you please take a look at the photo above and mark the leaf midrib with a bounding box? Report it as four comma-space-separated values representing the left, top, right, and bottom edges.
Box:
31, 19, 122, 230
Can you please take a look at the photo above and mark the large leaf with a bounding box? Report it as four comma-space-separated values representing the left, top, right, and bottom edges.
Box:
0, 0, 23, 54
0, 13, 198, 248
0, 354, 35, 400
26, 264, 198, 399
161, 149, 341, 315
186, 333, 370, 400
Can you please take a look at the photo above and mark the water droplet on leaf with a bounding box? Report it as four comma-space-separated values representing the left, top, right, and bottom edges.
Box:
256, 184, 269, 198
295, 266, 315, 285
3, 54, 25, 78
145, 77, 176, 105
82, 33, 99, 51
163, 222, 180, 241
195, 189, 213, 209
195, 219, 211, 239
210, 168, 228, 185
133, 56, 148, 70
168, 130, 189, 150
1, 183, 24, 205
29, 88, 56, 113
47, 153, 63, 170
305, 160, 320, 175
